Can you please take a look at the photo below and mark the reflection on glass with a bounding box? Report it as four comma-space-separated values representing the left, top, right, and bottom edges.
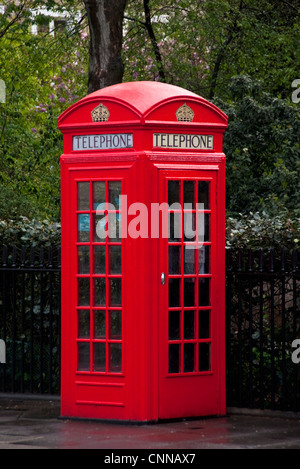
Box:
109, 311, 122, 339
78, 214, 90, 242
109, 278, 122, 306
93, 182, 106, 210
169, 344, 180, 374
199, 343, 211, 371
93, 245, 106, 274
198, 246, 210, 274
168, 181, 180, 205
169, 310, 180, 340
184, 343, 195, 373
78, 182, 90, 211
109, 344, 122, 373
78, 246, 90, 274
109, 246, 122, 274
93, 278, 106, 306
94, 310, 106, 339
78, 310, 90, 338
78, 343, 90, 371
184, 247, 195, 274
198, 181, 210, 209
93, 342, 106, 372
169, 279, 180, 307
169, 246, 180, 274
78, 278, 90, 306
109, 181, 121, 209
184, 278, 195, 307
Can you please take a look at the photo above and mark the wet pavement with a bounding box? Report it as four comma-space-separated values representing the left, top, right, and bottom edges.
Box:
0, 396, 300, 449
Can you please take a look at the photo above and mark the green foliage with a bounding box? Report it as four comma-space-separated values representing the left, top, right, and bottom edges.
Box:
214, 76, 300, 218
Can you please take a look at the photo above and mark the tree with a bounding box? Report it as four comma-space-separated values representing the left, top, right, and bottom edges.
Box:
0, 1, 88, 221
83, 0, 127, 93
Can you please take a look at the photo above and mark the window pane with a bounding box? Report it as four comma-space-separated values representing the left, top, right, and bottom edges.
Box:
198, 181, 210, 209
109, 181, 121, 209
93, 181, 106, 211
109, 311, 122, 339
93, 246, 106, 274
168, 181, 180, 205
78, 343, 90, 371
184, 343, 195, 373
184, 310, 195, 339
78, 246, 90, 274
108, 213, 121, 242
94, 214, 107, 242
94, 310, 106, 339
184, 246, 195, 274
169, 279, 180, 307
169, 344, 180, 374
199, 310, 210, 339
93, 342, 106, 372
109, 278, 122, 306
78, 214, 90, 242
93, 278, 106, 306
198, 213, 210, 243
199, 343, 211, 372
198, 246, 210, 274
184, 212, 195, 241
183, 181, 194, 209
78, 182, 90, 211
78, 310, 90, 338
169, 246, 180, 274
184, 278, 195, 307
169, 212, 181, 242
169, 310, 180, 340
78, 278, 90, 306
199, 278, 210, 306
109, 246, 122, 274
109, 344, 122, 373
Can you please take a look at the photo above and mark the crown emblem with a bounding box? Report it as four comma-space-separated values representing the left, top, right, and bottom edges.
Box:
91, 103, 110, 122
176, 103, 194, 122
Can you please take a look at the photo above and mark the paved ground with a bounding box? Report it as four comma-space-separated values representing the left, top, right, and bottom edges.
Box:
0, 396, 299, 450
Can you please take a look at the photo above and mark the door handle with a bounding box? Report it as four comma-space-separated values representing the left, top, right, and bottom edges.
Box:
161, 272, 165, 285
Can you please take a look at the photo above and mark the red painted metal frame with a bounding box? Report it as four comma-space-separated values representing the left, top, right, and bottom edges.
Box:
59, 81, 227, 422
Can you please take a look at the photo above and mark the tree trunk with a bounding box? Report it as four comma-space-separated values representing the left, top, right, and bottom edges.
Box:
83, 0, 127, 93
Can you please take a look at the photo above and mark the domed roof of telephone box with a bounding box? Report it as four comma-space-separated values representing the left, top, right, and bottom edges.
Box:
58, 81, 228, 129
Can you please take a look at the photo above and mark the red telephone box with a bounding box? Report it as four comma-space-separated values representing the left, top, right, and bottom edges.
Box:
58, 81, 228, 422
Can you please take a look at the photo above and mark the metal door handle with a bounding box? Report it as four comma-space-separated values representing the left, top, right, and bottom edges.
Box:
161, 273, 165, 285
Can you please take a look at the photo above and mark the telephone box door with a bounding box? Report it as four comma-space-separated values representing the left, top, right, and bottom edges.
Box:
158, 169, 225, 420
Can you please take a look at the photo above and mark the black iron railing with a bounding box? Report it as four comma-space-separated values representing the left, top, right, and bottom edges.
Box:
226, 248, 300, 412
0, 244, 299, 413
0, 245, 61, 395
